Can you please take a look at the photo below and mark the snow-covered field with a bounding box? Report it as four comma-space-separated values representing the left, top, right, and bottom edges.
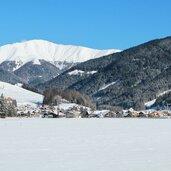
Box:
0, 118, 171, 171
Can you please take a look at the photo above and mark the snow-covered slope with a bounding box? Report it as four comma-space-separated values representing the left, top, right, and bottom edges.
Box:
0, 81, 43, 106
0, 40, 120, 70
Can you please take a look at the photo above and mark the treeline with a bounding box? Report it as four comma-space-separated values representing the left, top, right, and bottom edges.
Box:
43, 88, 95, 108
0, 94, 17, 118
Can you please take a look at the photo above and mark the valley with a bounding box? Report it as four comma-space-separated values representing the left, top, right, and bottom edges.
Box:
1, 37, 171, 112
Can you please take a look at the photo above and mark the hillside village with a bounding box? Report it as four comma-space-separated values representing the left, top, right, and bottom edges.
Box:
0, 93, 171, 119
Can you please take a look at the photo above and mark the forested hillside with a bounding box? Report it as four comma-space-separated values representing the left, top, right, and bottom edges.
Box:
38, 36, 171, 110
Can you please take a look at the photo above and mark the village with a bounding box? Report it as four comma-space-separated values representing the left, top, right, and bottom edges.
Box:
0, 93, 171, 119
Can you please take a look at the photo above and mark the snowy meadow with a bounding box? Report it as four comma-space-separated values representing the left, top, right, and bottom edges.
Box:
0, 118, 171, 171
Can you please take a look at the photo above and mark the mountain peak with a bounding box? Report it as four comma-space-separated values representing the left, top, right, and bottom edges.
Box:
0, 40, 121, 85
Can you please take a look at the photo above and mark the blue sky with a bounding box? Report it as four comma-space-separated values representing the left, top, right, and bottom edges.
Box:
0, 0, 171, 50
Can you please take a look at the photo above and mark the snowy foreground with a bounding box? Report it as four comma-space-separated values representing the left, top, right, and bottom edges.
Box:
0, 119, 171, 171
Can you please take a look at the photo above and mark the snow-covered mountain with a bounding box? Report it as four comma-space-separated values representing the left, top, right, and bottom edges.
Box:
0, 40, 120, 85
0, 81, 43, 107
0, 40, 120, 70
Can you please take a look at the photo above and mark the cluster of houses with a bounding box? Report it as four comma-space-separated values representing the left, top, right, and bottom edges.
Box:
0, 94, 171, 119
41, 106, 171, 119
17, 104, 171, 119
122, 108, 171, 119
40, 104, 115, 118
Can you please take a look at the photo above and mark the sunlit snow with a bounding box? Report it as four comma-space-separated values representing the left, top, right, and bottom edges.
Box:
68, 70, 97, 76
68, 69, 85, 75
0, 81, 43, 107
0, 118, 171, 171
0, 40, 121, 70
98, 81, 117, 91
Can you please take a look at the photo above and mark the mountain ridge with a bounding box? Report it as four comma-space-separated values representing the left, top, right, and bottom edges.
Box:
0, 39, 120, 85
0, 39, 120, 69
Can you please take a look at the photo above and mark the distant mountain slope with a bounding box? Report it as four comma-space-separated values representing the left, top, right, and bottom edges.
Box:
38, 36, 171, 110
14, 60, 61, 85
0, 40, 120, 84
36, 53, 121, 90
0, 68, 24, 84
0, 81, 43, 107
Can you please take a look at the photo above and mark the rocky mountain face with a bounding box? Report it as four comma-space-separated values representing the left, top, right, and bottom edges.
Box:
0, 60, 74, 85
38, 36, 171, 110
14, 60, 61, 85
0, 40, 119, 85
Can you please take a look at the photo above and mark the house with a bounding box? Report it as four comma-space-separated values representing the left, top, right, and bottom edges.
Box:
125, 111, 138, 118
149, 111, 160, 118
80, 110, 89, 118
65, 111, 80, 118
104, 111, 117, 118
43, 112, 58, 118
138, 111, 148, 118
